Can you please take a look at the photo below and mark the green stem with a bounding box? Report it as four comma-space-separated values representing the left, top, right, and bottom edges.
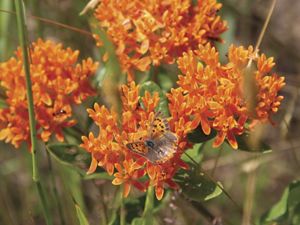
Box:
0, 0, 12, 60
142, 186, 154, 225
14, 1, 52, 224
120, 197, 126, 225
14, 0, 37, 185
46, 150, 66, 225
108, 187, 123, 225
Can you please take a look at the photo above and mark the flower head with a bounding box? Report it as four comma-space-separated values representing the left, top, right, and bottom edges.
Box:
81, 82, 190, 200
169, 44, 285, 149
94, 0, 227, 78
0, 39, 99, 148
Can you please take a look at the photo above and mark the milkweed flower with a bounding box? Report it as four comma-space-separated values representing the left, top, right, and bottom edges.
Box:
94, 0, 227, 79
0, 39, 99, 148
168, 44, 285, 149
81, 82, 190, 200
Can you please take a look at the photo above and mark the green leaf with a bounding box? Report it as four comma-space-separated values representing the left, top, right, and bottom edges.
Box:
139, 81, 169, 116
236, 133, 272, 153
157, 73, 173, 91
174, 165, 222, 202
181, 143, 203, 164
46, 143, 90, 175
47, 143, 112, 180
0, 0, 13, 60
108, 187, 123, 225
292, 203, 300, 225
124, 197, 144, 224
88, 18, 122, 78
187, 126, 217, 143
75, 203, 90, 225
131, 218, 144, 225
142, 187, 154, 225
260, 180, 300, 224
83, 172, 113, 180
0, 98, 7, 108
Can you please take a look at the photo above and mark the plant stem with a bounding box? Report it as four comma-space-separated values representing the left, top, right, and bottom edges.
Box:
211, 145, 222, 176
0, 0, 12, 60
46, 150, 66, 225
120, 197, 126, 225
242, 170, 257, 225
14, 0, 52, 224
247, 0, 277, 68
108, 187, 123, 225
142, 186, 154, 225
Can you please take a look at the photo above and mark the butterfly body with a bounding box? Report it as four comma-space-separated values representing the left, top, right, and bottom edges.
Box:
126, 113, 177, 164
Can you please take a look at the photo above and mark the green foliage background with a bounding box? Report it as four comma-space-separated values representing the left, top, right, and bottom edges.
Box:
0, 0, 300, 225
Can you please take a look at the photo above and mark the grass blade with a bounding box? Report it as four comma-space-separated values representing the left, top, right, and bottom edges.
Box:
14, 0, 52, 224
74, 202, 90, 225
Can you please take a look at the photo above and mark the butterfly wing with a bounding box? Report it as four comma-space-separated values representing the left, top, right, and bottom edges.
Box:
153, 132, 177, 162
145, 112, 178, 163
126, 142, 149, 155
148, 112, 171, 139
127, 112, 178, 164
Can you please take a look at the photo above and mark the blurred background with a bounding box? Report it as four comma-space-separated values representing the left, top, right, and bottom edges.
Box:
0, 0, 299, 224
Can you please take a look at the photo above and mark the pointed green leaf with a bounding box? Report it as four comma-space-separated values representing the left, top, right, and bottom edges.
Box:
46, 143, 112, 180
131, 218, 144, 225
83, 172, 113, 180
108, 187, 123, 225
174, 165, 222, 202
181, 143, 204, 164
261, 180, 300, 224
46, 143, 90, 175
75, 203, 90, 225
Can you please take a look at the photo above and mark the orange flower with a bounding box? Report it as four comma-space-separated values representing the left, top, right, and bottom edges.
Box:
94, 0, 227, 78
81, 82, 188, 199
113, 159, 146, 197
169, 44, 285, 149
0, 39, 99, 148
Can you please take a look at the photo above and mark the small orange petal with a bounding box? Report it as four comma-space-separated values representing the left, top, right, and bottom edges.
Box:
123, 182, 131, 197
201, 115, 211, 135
112, 177, 123, 185
106, 163, 115, 176
190, 114, 201, 130
213, 132, 225, 148
132, 56, 151, 71
147, 163, 156, 180
87, 157, 98, 175
227, 131, 238, 149
155, 185, 164, 200
41, 130, 51, 142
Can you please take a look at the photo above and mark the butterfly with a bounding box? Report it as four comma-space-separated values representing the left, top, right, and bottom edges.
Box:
126, 112, 177, 164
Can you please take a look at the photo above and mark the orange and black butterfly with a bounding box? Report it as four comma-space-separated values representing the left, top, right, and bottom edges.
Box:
126, 112, 177, 164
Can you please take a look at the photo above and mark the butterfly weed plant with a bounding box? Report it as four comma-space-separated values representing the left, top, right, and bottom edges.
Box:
1, 0, 298, 225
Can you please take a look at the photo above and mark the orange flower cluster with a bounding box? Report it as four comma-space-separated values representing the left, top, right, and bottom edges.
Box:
168, 44, 285, 149
94, 0, 227, 78
0, 39, 99, 148
81, 82, 189, 200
